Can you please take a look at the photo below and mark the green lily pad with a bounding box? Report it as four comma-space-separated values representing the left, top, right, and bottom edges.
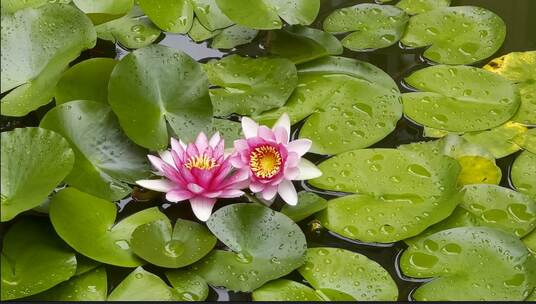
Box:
280, 192, 328, 222
31, 267, 107, 301
204, 55, 297, 116
1, 4, 96, 116
298, 247, 398, 300
195, 203, 307, 292
252, 279, 323, 301
188, 19, 221, 42
166, 269, 209, 301
108, 44, 212, 150
1, 127, 74, 221
1, 218, 77, 301
513, 128, 536, 154
484, 51, 536, 126
511, 151, 536, 201
214, 0, 319, 30
95, 7, 161, 49
269, 25, 343, 64
462, 122, 528, 158
523, 230, 536, 255
396, 0, 451, 15
211, 25, 258, 49
131, 219, 216, 268
401, 6, 506, 65
323, 4, 409, 51
49, 188, 168, 267
73, 0, 132, 16
40, 100, 150, 201
74, 255, 101, 276
1, 0, 70, 13
400, 227, 536, 301
310, 148, 461, 243
191, 0, 232, 31
139, 0, 193, 33
402, 65, 520, 132
108, 267, 180, 301
55, 58, 117, 105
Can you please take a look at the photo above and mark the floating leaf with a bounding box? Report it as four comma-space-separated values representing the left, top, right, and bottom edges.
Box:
31, 267, 107, 301
215, 0, 319, 30
1, 0, 70, 13
139, 0, 193, 33
513, 128, 536, 154
73, 0, 132, 16
462, 122, 527, 158
1, 128, 74, 221
280, 192, 328, 222
323, 4, 408, 51
511, 151, 536, 201
49, 188, 168, 267
252, 279, 323, 301
401, 6, 506, 64
298, 247, 398, 300
524, 230, 536, 255
211, 25, 258, 49
195, 203, 307, 292
204, 55, 297, 116
484, 51, 536, 126
1, 4, 96, 116
396, 0, 451, 15
40, 100, 150, 201
269, 25, 342, 64
55, 58, 117, 105
188, 19, 221, 42
108, 267, 180, 301
456, 155, 501, 185
108, 45, 212, 150
310, 148, 461, 243
402, 65, 520, 132
166, 269, 209, 301
1, 218, 77, 301
131, 219, 216, 268
191, 0, 232, 31
400, 227, 536, 301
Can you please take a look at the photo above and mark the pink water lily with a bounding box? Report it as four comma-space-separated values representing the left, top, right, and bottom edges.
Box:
230, 113, 322, 205
136, 133, 248, 221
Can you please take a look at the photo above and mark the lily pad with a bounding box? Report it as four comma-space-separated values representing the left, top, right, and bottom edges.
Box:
323, 4, 409, 51
281, 192, 328, 222
108, 44, 212, 150
195, 203, 307, 292
139, 0, 193, 33
40, 100, 150, 201
188, 19, 221, 42
462, 122, 528, 158
402, 65, 520, 132
484, 51, 536, 126
523, 230, 536, 255
204, 55, 297, 116
214, 0, 319, 30
396, 0, 451, 15
108, 267, 180, 301
269, 25, 343, 64
211, 25, 258, 49
252, 279, 323, 301
511, 151, 536, 201
400, 227, 536, 301
310, 148, 461, 243
401, 6, 506, 64
298, 247, 398, 300
1, 127, 74, 221
513, 128, 536, 154
1, 4, 96, 116
166, 269, 209, 301
31, 267, 107, 301
49, 188, 168, 267
131, 218, 216, 268
1, 0, 70, 13
73, 0, 132, 16
55, 58, 117, 105
191, 0, 232, 31
1, 218, 77, 301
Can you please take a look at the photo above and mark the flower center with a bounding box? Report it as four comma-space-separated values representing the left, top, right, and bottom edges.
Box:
184, 154, 218, 170
249, 145, 282, 179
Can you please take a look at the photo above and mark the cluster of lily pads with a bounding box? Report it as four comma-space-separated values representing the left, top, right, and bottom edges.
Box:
1, 0, 535, 302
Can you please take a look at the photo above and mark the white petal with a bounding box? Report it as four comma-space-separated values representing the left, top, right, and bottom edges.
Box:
272, 113, 291, 135
261, 186, 278, 200
190, 197, 216, 221
209, 132, 221, 148
296, 158, 323, 180
158, 150, 175, 167
136, 179, 175, 192
241, 116, 259, 139
278, 180, 298, 205
287, 139, 312, 156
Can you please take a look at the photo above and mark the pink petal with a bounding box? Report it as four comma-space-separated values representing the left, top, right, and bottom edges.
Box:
272, 113, 291, 137
187, 183, 204, 194
257, 126, 275, 141
285, 152, 301, 168
209, 132, 222, 148
166, 190, 193, 202
219, 189, 244, 198
286, 139, 312, 156
241, 116, 259, 139
190, 196, 217, 221
158, 150, 175, 168
284, 167, 300, 180
278, 180, 298, 205
186, 143, 199, 159
136, 179, 175, 192
261, 185, 278, 200
250, 181, 266, 193
195, 132, 209, 153
147, 155, 166, 172
234, 139, 249, 151
204, 191, 222, 198
273, 126, 289, 144
170, 138, 185, 156
229, 155, 245, 168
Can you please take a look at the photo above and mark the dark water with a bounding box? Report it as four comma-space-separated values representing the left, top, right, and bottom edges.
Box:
1, 0, 535, 301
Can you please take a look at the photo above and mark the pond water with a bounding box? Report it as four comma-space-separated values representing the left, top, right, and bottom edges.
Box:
1, 0, 535, 301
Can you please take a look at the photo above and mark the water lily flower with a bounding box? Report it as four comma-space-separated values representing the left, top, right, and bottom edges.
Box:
136, 133, 249, 221
230, 113, 322, 205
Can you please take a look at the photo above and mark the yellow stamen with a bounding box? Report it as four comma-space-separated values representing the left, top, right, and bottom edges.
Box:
250, 145, 282, 179
185, 154, 218, 170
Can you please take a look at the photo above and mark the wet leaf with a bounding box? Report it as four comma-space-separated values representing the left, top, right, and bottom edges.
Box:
188, 19, 221, 42
1, 4, 96, 116
55, 58, 117, 105
396, 0, 451, 15
523, 230, 536, 255
281, 192, 328, 222
49, 188, 168, 267
511, 151, 536, 201
108, 267, 180, 301
131, 219, 216, 268
211, 25, 258, 49
195, 203, 307, 292
40, 100, 151, 201
323, 4, 408, 51
73, 0, 132, 16
1, 128, 74, 221
1, 218, 77, 301
402, 65, 520, 132
1, 0, 70, 13
204, 55, 297, 116
400, 227, 536, 301
191, 0, 232, 31
462, 122, 527, 158
401, 6, 506, 64
252, 279, 323, 301
166, 269, 209, 301
298, 247, 398, 300
139, 0, 193, 33
31, 267, 107, 301
108, 45, 212, 150
513, 128, 536, 154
